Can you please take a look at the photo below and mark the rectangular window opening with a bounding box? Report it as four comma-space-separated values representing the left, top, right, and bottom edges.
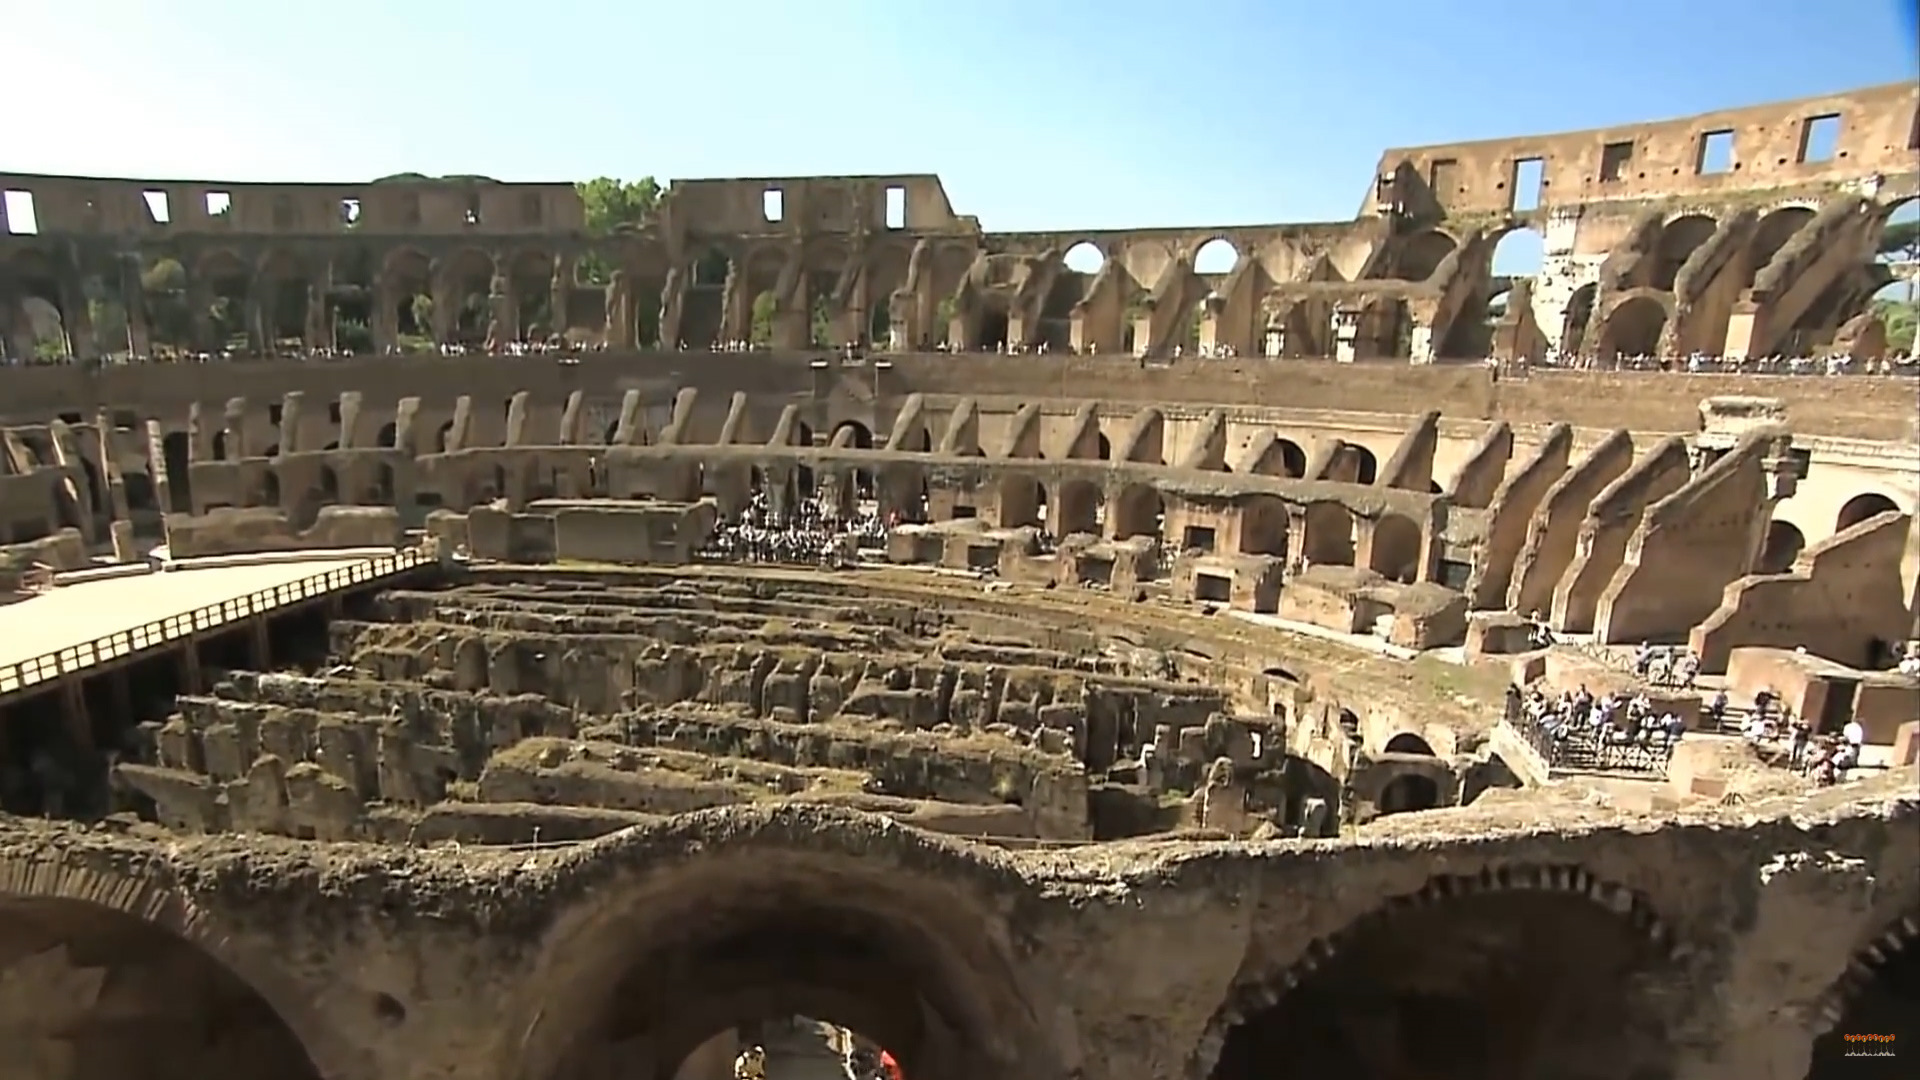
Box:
884, 186, 906, 230
762, 189, 784, 223
1798, 114, 1841, 164
339, 198, 361, 228
1183, 525, 1217, 552
1194, 574, 1232, 603
205, 191, 232, 217
1427, 158, 1458, 195
1598, 141, 1634, 183
142, 190, 171, 224
1696, 130, 1734, 175
1509, 158, 1545, 212
3, 190, 39, 235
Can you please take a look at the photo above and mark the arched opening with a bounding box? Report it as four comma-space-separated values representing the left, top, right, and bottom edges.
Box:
1062, 242, 1105, 275
1208, 873, 1677, 1080
1808, 916, 1919, 1078
1560, 282, 1598, 355
1274, 438, 1307, 478
1110, 482, 1164, 540
1376, 773, 1442, 814
898, 426, 932, 453
1095, 432, 1112, 461
523, 853, 1032, 1080
1383, 732, 1435, 756
375, 421, 397, 449
1758, 519, 1806, 573
1649, 215, 1717, 292
1837, 493, 1900, 532
1237, 494, 1290, 559
433, 421, 456, 453
382, 247, 435, 350
1369, 513, 1422, 583
1491, 227, 1544, 278
994, 474, 1044, 529
160, 431, 192, 512
1193, 238, 1240, 276
1740, 207, 1815, 288
0, 895, 327, 1079
372, 463, 396, 504
1333, 444, 1377, 485
1055, 480, 1103, 536
211, 430, 229, 462
1597, 297, 1668, 359
1871, 198, 1918, 355
831, 420, 874, 451
1389, 231, 1456, 284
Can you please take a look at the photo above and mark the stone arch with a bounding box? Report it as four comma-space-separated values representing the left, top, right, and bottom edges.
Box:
437, 247, 496, 343
375, 422, 397, 449
0, 851, 351, 1080
1237, 494, 1290, 558
1807, 911, 1919, 1072
1111, 482, 1164, 540
382, 246, 434, 344
1383, 732, 1435, 756
195, 248, 254, 350
1369, 513, 1422, 583
994, 473, 1044, 529
1195, 864, 1684, 1080
1597, 294, 1671, 359
1758, 519, 1806, 573
1376, 772, 1441, 814
1193, 237, 1240, 275
1062, 242, 1106, 274
830, 420, 874, 450
500, 807, 1047, 1080
1055, 479, 1103, 536
1650, 214, 1718, 291
1558, 281, 1600, 355
1837, 492, 1901, 532
253, 248, 309, 348
1390, 230, 1456, 283
1740, 207, 1817, 289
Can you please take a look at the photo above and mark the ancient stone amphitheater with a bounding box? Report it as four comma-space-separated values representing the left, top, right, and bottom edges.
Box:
0, 84, 1914, 1080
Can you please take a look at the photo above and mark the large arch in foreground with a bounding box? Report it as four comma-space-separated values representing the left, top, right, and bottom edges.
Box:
1192, 864, 1685, 1080
503, 806, 1053, 1080
1807, 911, 1920, 1077
0, 848, 347, 1080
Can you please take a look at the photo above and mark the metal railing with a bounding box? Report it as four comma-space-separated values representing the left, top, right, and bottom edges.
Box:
0, 548, 430, 698
1510, 712, 1674, 776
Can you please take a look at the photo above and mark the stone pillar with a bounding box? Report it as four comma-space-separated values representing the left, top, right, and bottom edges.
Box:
118, 254, 152, 358
93, 414, 132, 523
186, 275, 216, 352
372, 271, 400, 353
243, 281, 268, 355
549, 256, 573, 340
58, 271, 98, 361
143, 419, 173, 514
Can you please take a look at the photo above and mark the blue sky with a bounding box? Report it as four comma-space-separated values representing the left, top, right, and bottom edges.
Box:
3, 0, 1916, 279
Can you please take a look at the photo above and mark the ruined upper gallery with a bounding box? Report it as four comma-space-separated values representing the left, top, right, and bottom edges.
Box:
2, 82, 1916, 364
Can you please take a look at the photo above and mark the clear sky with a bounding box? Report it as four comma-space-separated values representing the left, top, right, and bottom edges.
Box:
3, 0, 1916, 259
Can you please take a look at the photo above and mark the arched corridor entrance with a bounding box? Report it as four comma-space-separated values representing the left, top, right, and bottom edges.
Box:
1207, 870, 1678, 1080
0, 895, 326, 1080
520, 848, 1038, 1080
1808, 915, 1918, 1078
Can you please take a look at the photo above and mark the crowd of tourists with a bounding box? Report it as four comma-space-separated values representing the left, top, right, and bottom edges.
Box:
1531, 350, 1917, 376
694, 489, 892, 567
732, 1042, 904, 1080
1714, 683, 1869, 787
1517, 684, 1688, 757
1631, 642, 1702, 689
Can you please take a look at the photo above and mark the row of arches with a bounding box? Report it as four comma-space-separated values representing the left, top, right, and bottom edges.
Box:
1758, 492, 1905, 573
1, 849, 1906, 1080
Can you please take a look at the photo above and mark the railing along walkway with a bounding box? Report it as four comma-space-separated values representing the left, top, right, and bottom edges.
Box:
0, 549, 429, 697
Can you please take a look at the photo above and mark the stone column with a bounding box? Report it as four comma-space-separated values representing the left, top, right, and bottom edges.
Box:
118, 254, 152, 358
57, 271, 98, 361
549, 255, 574, 339
372, 271, 399, 353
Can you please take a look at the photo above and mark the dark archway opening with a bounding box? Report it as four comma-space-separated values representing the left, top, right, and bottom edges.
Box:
1837, 493, 1900, 533
0, 896, 326, 1080
1209, 887, 1675, 1080
1383, 733, 1435, 756
160, 431, 193, 512
1377, 773, 1441, 814
1759, 520, 1806, 573
553, 897, 1017, 1080
1808, 919, 1919, 1078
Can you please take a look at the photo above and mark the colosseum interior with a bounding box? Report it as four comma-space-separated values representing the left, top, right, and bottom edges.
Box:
0, 80, 1914, 1080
